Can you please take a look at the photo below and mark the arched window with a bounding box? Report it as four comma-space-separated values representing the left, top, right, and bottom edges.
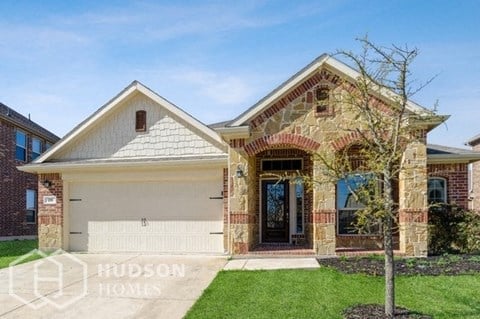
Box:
428, 177, 447, 204
135, 110, 146, 132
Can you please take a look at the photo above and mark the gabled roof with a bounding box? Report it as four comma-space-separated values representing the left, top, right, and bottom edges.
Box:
0, 102, 60, 142
33, 81, 226, 164
427, 144, 480, 164
227, 54, 445, 127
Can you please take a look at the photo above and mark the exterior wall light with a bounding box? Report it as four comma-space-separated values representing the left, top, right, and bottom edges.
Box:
236, 164, 244, 178
42, 180, 52, 188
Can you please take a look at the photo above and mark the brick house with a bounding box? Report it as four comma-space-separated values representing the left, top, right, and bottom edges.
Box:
0, 103, 59, 239
20, 55, 480, 256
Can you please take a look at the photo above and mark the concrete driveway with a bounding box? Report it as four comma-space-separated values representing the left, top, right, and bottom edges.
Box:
0, 253, 227, 319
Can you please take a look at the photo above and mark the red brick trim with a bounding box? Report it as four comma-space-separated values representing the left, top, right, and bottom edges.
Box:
331, 131, 363, 151
229, 139, 245, 149
250, 69, 339, 128
229, 212, 256, 224
309, 209, 336, 223
244, 133, 320, 156
38, 214, 62, 225
399, 209, 428, 223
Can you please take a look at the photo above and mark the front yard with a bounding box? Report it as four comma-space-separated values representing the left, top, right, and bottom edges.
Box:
186, 262, 480, 319
0, 239, 39, 269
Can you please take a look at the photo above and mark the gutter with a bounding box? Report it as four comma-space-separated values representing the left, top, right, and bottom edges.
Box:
18, 156, 228, 174
427, 154, 480, 164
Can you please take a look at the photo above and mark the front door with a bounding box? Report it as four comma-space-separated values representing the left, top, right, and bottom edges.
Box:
262, 180, 289, 242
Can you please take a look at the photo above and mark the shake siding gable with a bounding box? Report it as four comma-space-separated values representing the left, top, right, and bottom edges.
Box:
55, 94, 226, 161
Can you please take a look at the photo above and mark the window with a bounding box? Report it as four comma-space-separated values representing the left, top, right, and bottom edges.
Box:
26, 190, 37, 223
46, 142, 52, 150
261, 159, 302, 171
31, 137, 42, 160
337, 174, 380, 235
295, 183, 304, 233
15, 130, 27, 161
428, 177, 447, 204
135, 110, 147, 132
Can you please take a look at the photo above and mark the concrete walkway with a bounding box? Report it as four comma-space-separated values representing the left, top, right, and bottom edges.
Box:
1, 254, 226, 319
223, 257, 319, 270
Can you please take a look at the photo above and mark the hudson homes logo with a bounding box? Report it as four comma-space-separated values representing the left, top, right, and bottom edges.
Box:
8, 250, 186, 309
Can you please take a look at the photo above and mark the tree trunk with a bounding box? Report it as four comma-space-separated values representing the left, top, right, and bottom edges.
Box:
384, 173, 395, 318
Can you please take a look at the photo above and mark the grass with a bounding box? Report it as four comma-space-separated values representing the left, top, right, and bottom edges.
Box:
0, 239, 40, 269
185, 268, 480, 319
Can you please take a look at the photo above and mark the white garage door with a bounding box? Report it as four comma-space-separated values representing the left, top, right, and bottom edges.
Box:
68, 177, 224, 253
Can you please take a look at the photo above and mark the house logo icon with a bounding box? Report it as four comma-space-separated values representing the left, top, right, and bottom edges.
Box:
9, 249, 88, 309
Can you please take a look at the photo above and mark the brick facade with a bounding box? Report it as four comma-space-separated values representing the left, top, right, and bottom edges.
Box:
427, 163, 469, 209
0, 105, 59, 239
1, 119, 39, 237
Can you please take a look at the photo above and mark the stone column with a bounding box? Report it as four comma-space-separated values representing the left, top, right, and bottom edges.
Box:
228, 148, 256, 254
312, 159, 336, 255
38, 173, 63, 251
399, 141, 428, 257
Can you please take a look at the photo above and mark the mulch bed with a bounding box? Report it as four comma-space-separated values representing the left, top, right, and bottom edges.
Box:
343, 304, 432, 319
317, 254, 480, 276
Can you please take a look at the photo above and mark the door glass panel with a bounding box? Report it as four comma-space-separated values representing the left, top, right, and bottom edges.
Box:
295, 183, 304, 233
266, 183, 285, 228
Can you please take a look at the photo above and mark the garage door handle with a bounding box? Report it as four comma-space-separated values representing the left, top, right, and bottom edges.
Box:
209, 232, 223, 235
209, 196, 223, 199
70, 232, 82, 234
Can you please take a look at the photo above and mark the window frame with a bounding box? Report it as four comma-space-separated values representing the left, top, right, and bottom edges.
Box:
15, 130, 27, 161
135, 110, 147, 132
26, 189, 37, 224
336, 173, 381, 236
31, 137, 42, 160
427, 177, 447, 204
260, 158, 303, 171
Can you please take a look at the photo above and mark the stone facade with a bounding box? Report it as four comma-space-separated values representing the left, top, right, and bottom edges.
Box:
37, 173, 63, 250
470, 140, 480, 211
224, 67, 430, 256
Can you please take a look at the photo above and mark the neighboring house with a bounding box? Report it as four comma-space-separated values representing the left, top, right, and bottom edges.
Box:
19, 55, 480, 256
466, 134, 480, 211
427, 144, 480, 210
0, 103, 59, 240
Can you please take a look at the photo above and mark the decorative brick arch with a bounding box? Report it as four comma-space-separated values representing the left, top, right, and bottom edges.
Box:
244, 133, 320, 156
330, 131, 363, 151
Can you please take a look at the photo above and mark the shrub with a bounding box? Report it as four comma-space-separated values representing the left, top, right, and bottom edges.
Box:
428, 204, 464, 255
458, 209, 480, 253
428, 204, 480, 255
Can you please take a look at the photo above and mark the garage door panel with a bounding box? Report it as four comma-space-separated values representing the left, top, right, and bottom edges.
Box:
69, 176, 224, 253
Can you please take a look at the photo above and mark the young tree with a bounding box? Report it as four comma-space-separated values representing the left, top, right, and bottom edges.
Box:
316, 37, 438, 317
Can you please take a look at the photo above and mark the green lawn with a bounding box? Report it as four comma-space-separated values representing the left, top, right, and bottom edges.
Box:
185, 267, 480, 319
0, 240, 40, 269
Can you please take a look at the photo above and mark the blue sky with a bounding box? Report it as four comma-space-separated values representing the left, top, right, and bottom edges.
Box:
0, 0, 479, 147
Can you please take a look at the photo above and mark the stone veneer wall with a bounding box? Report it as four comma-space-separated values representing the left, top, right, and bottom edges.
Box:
226, 67, 429, 256
428, 163, 469, 209
38, 173, 63, 251
399, 141, 428, 257
470, 143, 480, 211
